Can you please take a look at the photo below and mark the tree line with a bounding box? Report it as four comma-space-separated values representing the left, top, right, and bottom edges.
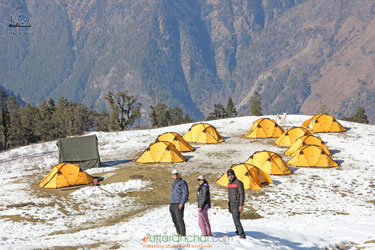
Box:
0, 92, 106, 150
205, 92, 262, 120
0, 90, 194, 151
1, 88, 369, 151
0, 89, 261, 151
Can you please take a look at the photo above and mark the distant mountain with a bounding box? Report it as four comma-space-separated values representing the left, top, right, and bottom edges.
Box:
1, 0, 374, 123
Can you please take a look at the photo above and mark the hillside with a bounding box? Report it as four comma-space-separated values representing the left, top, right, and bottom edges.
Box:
1, 0, 375, 122
0, 115, 374, 249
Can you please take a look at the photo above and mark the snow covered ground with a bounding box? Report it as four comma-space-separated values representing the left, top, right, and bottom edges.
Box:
0, 115, 374, 249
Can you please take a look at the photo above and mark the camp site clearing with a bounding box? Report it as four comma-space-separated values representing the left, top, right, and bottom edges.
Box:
0, 115, 374, 249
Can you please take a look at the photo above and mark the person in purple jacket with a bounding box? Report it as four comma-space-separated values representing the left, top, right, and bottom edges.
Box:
197, 175, 212, 236
170, 169, 189, 236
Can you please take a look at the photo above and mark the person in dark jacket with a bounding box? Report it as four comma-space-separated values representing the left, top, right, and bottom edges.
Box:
170, 169, 189, 236
226, 169, 246, 239
197, 175, 212, 236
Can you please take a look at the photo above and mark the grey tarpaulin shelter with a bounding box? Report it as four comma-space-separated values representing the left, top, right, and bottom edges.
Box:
57, 135, 101, 170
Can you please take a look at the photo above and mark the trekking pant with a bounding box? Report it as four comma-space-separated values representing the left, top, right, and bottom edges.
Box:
198, 207, 212, 236
229, 202, 245, 236
169, 203, 186, 236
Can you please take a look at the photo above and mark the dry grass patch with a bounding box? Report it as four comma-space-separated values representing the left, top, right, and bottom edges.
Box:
211, 199, 228, 209
241, 208, 263, 219
210, 199, 262, 219
45, 242, 103, 250
334, 211, 350, 215
1, 214, 45, 223
206, 151, 236, 159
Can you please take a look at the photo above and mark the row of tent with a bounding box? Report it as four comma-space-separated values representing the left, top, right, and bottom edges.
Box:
40, 123, 226, 188
136, 123, 224, 163
245, 114, 346, 139
245, 114, 346, 167
216, 114, 346, 190
216, 151, 288, 190
39, 113, 346, 189
274, 126, 338, 167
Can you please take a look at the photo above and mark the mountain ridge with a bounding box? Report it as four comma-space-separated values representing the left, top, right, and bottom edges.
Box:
1, 0, 374, 123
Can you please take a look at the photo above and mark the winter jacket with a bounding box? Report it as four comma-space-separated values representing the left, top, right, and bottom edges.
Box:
170, 177, 189, 205
227, 177, 245, 206
197, 183, 211, 208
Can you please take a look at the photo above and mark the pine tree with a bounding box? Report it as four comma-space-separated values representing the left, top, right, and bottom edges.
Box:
206, 104, 227, 120
182, 114, 194, 124
149, 101, 193, 128
226, 97, 237, 118
249, 91, 262, 116
95, 109, 110, 131
168, 107, 193, 125
342, 107, 369, 124
0, 91, 10, 150
72, 102, 96, 134
150, 102, 169, 128
51, 97, 69, 138
19, 103, 40, 144
7, 96, 23, 148
353, 107, 369, 124
36, 99, 55, 140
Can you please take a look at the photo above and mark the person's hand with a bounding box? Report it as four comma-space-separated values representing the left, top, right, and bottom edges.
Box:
198, 208, 202, 212
239, 206, 243, 212
178, 204, 183, 210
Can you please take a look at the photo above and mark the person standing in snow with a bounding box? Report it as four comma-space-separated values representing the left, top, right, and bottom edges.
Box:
197, 175, 212, 236
226, 169, 246, 239
170, 169, 189, 236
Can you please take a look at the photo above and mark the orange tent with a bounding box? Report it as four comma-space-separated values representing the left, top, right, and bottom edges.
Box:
40, 163, 94, 189
285, 135, 331, 157
216, 163, 273, 190
246, 151, 291, 175
275, 127, 311, 147
287, 145, 338, 167
244, 118, 284, 138
136, 141, 187, 163
302, 114, 346, 133
183, 123, 224, 144
156, 132, 195, 152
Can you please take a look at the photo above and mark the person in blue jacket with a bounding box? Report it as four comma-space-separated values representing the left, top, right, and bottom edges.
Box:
170, 169, 189, 236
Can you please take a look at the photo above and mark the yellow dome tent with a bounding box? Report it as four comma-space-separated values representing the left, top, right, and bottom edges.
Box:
39, 163, 94, 189
136, 141, 187, 163
287, 145, 338, 167
183, 123, 224, 144
301, 114, 346, 133
244, 118, 284, 138
245, 151, 291, 175
275, 127, 311, 147
285, 135, 331, 157
156, 132, 195, 152
216, 163, 273, 190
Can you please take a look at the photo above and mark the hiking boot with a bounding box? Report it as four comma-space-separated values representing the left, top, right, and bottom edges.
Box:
235, 230, 239, 235
240, 234, 246, 239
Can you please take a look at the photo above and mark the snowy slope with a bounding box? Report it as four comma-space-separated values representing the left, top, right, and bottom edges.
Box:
0, 115, 374, 249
